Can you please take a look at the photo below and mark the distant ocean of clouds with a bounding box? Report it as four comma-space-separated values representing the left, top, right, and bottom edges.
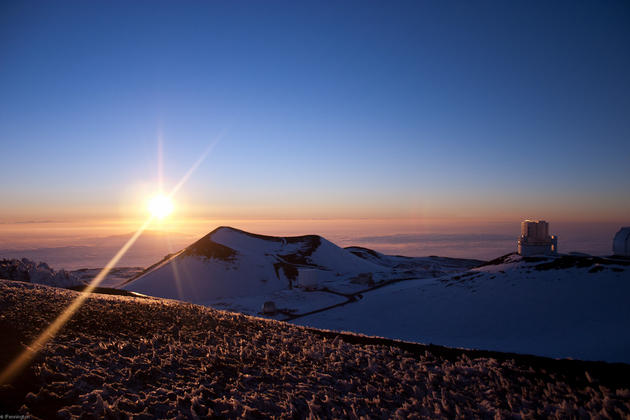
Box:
343, 231, 615, 261
345, 233, 515, 260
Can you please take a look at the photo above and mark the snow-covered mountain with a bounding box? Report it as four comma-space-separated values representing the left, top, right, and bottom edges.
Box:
121, 226, 480, 312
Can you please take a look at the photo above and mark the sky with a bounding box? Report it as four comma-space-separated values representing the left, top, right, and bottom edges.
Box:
1, 1, 629, 257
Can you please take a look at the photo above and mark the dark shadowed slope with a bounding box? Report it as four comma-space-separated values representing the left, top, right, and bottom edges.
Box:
1, 280, 629, 418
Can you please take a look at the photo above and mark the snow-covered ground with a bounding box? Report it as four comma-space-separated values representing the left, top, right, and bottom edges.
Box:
1, 280, 629, 418
293, 254, 630, 363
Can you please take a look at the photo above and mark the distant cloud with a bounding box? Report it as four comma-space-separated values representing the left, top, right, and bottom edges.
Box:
0, 220, 63, 224
354, 233, 514, 245
341, 233, 518, 260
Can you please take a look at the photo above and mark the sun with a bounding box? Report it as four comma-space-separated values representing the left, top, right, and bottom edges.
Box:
147, 194, 174, 219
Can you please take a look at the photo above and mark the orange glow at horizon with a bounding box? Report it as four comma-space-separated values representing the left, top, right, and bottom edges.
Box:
0, 132, 224, 385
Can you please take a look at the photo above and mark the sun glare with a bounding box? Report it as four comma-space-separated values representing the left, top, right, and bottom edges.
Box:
148, 194, 174, 219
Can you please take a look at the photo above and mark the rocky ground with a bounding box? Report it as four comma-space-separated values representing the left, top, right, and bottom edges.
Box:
0, 280, 629, 419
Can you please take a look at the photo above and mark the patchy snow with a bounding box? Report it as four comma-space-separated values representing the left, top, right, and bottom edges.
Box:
1, 280, 629, 418
0, 258, 83, 288
293, 254, 630, 363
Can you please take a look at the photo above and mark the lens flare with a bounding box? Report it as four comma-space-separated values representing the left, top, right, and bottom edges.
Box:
0, 129, 226, 386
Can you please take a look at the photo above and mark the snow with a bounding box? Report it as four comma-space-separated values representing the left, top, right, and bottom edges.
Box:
207, 289, 347, 319
293, 254, 630, 363
0, 258, 83, 288
307, 238, 385, 274
122, 253, 288, 302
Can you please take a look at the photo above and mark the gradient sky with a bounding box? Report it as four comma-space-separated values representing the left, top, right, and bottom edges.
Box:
1, 1, 629, 229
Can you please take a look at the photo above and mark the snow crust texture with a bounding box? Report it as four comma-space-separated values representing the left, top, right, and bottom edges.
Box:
0, 258, 83, 288
1, 280, 629, 419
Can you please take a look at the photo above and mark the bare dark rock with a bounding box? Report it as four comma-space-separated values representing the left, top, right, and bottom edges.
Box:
181, 234, 237, 262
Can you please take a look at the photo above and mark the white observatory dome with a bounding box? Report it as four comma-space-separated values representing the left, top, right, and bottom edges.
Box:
613, 227, 630, 256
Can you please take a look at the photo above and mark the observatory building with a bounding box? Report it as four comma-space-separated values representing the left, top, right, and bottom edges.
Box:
517, 220, 558, 257
613, 227, 630, 257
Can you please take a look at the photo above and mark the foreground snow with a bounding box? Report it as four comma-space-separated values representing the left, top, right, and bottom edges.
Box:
1, 280, 629, 418
293, 254, 630, 363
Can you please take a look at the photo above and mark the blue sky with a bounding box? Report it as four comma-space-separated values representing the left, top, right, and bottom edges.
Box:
1, 1, 629, 223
